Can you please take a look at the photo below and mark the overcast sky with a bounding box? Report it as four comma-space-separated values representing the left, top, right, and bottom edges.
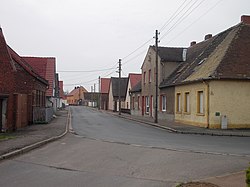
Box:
1, 0, 250, 92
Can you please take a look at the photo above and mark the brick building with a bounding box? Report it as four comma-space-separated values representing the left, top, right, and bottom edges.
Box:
0, 28, 48, 131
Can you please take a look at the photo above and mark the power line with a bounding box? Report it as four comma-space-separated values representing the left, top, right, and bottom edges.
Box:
159, 0, 190, 32
122, 38, 153, 60
58, 67, 116, 73
165, 0, 224, 45
160, 0, 206, 41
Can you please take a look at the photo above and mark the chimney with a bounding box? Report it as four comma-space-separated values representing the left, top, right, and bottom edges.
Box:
190, 41, 196, 46
204, 34, 212, 40
241, 15, 250, 24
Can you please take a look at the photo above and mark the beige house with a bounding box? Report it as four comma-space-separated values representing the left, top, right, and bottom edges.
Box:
160, 15, 250, 129
140, 46, 186, 120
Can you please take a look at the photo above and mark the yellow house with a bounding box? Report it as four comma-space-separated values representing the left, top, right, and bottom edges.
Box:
67, 86, 88, 105
160, 15, 250, 129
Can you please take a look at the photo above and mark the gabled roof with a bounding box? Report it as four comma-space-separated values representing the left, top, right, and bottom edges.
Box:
0, 28, 16, 71
23, 57, 56, 96
131, 80, 141, 93
0, 28, 47, 85
68, 86, 88, 96
141, 46, 186, 69
128, 73, 141, 89
157, 46, 187, 62
59, 81, 64, 99
110, 77, 128, 98
101, 78, 110, 94
160, 22, 250, 88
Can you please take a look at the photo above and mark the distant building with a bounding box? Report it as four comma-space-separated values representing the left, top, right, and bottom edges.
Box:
67, 86, 88, 105
108, 77, 128, 112
125, 73, 141, 111
100, 78, 110, 110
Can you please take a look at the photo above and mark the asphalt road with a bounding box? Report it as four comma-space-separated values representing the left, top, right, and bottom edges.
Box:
71, 106, 250, 157
0, 106, 249, 187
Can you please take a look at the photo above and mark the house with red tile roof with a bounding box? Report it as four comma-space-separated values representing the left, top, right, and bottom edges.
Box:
23, 56, 60, 111
100, 78, 110, 110
59, 81, 67, 108
67, 86, 88, 105
125, 73, 141, 111
0, 28, 48, 131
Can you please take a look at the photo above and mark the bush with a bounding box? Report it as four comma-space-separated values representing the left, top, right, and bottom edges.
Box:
247, 165, 250, 187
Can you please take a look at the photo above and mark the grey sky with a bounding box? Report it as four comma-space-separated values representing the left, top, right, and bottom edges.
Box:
0, 0, 249, 92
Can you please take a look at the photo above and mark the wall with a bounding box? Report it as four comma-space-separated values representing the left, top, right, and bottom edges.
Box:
175, 82, 208, 127
159, 86, 175, 121
209, 80, 250, 128
141, 47, 159, 117
125, 80, 131, 109
130, 92, 141, 116
108, 83, 114, 111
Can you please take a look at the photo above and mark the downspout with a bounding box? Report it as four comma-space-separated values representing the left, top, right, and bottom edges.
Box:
202, 80, 210, 128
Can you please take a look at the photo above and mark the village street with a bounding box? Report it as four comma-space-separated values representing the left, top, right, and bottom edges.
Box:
0, 106, 249, 186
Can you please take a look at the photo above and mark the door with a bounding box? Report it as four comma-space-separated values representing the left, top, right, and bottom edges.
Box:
142, 96, 144, 116
0, 99, 7, 131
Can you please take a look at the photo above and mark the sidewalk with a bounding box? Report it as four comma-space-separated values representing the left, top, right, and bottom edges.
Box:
110, 111, 250, 137
0, 109, 68, 160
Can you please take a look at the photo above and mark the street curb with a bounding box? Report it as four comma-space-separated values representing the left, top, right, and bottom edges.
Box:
112, 113, 250, 137
0, 110, 70, 161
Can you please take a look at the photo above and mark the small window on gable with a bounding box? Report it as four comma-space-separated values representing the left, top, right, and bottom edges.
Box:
149, 69, 151, 83
143, 72, 146, 84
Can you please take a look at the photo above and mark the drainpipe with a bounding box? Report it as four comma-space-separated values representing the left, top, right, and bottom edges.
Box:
202, 80, 210, 128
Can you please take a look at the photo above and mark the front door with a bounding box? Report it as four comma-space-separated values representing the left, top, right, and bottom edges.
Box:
0, 99, 7, 131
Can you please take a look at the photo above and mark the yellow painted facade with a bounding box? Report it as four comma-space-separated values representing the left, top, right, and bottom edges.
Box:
209, 80, 250, 129
175, 80, 250, 129
175, 82, 208, 128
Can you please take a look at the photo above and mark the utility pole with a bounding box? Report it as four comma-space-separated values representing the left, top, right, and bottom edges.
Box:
118, 59, 121, 115
98, 76, 101, 110
155, 30, 159, 123
91, 86, 93, 107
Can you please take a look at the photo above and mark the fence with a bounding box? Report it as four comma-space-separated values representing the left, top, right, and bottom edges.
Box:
33, 107, 54, 124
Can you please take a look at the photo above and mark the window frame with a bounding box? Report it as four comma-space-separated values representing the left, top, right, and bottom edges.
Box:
176, 93, 181, 113
184, 92, 190, 114
143, 71, 146, 84
162, 95, 166, 112
148, 69, 152, 83
197, 90, 204, 115
145, 96, 150, 114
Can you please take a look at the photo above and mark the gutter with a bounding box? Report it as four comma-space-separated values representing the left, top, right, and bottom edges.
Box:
202, 79, 210, 128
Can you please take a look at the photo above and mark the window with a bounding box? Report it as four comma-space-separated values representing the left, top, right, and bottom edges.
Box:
143, 72, 146, 84
145, 96, 149, 114
149, 69, 152, 83
184, 92, 190, 113
162, 95, 166, 111
132, 97, 135, 110
197, 91, 204, 114
176, 93, 181, 113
